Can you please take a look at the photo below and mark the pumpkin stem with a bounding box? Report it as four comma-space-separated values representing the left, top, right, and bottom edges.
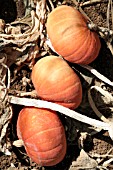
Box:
88, 22, 113, 56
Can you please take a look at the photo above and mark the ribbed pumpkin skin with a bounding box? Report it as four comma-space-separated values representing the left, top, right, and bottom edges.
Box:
17, 107, 67, 166
31, 55, 82, 109
47, 5, 101, 65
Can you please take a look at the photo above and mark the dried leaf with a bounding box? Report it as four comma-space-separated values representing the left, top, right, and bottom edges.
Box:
69, 149, 98, 170
0, 96, 13, 154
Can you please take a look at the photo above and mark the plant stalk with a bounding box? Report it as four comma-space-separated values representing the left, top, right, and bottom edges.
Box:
9, 95, 109, 131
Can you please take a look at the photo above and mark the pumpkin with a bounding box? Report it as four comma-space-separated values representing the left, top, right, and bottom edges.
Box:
31, 55, 82, 109
47, 5, 101, 65
17, 107, 67, 166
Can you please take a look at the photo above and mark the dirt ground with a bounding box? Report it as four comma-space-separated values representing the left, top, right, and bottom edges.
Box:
0, 0, 113, 170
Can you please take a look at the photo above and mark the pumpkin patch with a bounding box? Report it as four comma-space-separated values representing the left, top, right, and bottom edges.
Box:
1, 1, 113, 170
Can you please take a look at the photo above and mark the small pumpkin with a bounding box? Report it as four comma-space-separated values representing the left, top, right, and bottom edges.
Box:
17, 107, 67, 166
31, 55, 82, 109
47, 5, 101, 65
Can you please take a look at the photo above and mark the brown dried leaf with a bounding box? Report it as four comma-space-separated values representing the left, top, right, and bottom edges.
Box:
69, 149, 98, 170
0, 1, 47, 155
0, 96, 13, 154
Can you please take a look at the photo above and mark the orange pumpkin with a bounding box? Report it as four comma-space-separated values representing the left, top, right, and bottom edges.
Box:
17, 107, 67, 166
47, 5, 101, 65
31, 55, 82, 109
